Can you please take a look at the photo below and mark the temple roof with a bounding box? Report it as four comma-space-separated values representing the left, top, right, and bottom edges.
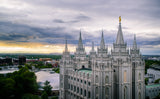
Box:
78, 68, 92, 74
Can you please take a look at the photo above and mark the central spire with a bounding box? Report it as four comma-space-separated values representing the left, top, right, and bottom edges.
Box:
100, 30, 105, 49
65, 39, 68, 52
116, 16, 124, 44
78, 30, 83, 49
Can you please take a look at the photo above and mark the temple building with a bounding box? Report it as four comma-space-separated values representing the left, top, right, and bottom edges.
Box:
59, 17, 145, 99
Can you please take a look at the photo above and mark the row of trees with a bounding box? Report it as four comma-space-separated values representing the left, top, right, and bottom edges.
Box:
0, 67, 38, 99
145, 60, 160, 74
0, 66, 56, 99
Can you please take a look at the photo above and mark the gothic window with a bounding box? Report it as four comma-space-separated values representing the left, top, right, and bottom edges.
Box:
124, 70, 127, 82
88, 91, 91, 98
81, 88, 83, 95
139, 83, 141, 89
88, 82, 91, 86
105, 87, 109, 99
96, 75, 98, 83
139, 92, 141, 99
84, 90, 86, 96
96, 87, 98, 94
74, 86, 76, 91
124, 86, 127, 99
105, 75, 109, 84
77, 87, 79, 93
139, 73, 141, 80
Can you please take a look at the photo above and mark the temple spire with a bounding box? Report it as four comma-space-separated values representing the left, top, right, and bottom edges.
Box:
116, 16, 124, 44
92, 42, 94, 51
133, 34, 137, 49
78, 30, 83, 49
100, 30, 105, 49
65, 39, 68, 52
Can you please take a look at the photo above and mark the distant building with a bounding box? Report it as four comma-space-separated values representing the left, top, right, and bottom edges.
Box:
39, 58, 52, 61
146, 84, 160, 99
147, 65, 160, 83
0, 57, 12, 65
59, 17, 145, 99
19, 56, 26, 65
26, 59, 39, 62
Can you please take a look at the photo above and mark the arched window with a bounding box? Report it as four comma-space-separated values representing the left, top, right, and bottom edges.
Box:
124, 86, 127, 99
105, 87, 109, 99
96, 75, 98, 83
139, 83, 141, 89
139, 92, 141, 99
139, 73, 141, 80
96, 87, 98, 94
124, 70, 127, 82
105, 75, 109, 84
84, 90, 86, 96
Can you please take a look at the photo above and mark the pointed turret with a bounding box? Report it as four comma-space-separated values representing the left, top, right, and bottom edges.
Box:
133, 34, 137, 49
100, 30, 105, 49
116, 16, 124, 44
92, 42, 94, 51
78, 30, 83, 49
65, 39, 68, 52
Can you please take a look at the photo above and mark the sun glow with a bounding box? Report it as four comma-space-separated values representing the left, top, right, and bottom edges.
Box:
0, 41, 76, 54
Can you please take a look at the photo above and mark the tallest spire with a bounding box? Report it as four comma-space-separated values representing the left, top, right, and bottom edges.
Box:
78, 30, 83, 49
116, 16, 124, 44
65, 39, 68, 52
100, 30, 105, 49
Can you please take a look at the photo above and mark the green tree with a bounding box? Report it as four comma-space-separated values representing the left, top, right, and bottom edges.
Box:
41, 91, 48, 99
22, 93, 40, 99
154, 78, 160, 84
0, 67, 38, 99
145, 78, 149, 85
43, 80, 52, 96
0, 77, 15, 99
154, 92, 160, 99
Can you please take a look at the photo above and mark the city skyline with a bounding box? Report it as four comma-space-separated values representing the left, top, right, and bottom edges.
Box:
0, 0, 160, 55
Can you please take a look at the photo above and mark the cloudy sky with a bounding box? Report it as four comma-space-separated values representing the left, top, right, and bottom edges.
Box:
0, 0, 160, 55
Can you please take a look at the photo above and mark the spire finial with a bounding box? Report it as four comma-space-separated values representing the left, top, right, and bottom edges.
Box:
116, 16, 124, 44
65, 39, 68, 52
119, 16, 121, 23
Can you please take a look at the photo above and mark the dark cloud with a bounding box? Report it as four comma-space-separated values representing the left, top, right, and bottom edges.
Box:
0, 21, 73, 43
0, 0, 160, 54
53, 19, 65, 23
75, 14, 91, 21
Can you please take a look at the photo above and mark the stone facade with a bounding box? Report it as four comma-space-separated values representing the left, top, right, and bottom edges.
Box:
59, 18, 145, 99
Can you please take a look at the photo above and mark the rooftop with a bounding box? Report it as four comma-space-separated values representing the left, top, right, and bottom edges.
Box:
146, 84, 160, 88
78, 68, 92, 74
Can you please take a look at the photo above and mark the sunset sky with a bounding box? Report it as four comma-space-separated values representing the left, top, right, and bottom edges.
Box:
0, 0, 160, 55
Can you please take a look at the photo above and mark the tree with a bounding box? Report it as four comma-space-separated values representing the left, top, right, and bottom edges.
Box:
145, 78, 149, 85
0, 67, 38, 99
154, 92, 160, 99
43, 80, 52, 96
154, 78, 160, 84
0, 77, 15, 99
22, 93, 40, 99
41, 91, 48, 99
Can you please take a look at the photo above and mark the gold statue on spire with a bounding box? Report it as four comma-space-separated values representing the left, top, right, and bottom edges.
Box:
119, 16, 121, 23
